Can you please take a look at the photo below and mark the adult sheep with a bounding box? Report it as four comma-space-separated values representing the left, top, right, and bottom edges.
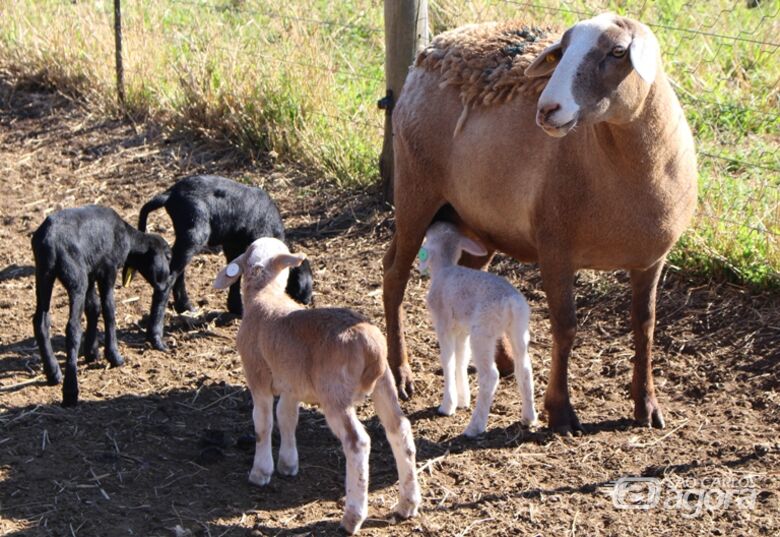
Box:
383, 13, 697, 434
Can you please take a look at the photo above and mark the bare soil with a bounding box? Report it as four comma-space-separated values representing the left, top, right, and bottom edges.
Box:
0, 79, 778, 537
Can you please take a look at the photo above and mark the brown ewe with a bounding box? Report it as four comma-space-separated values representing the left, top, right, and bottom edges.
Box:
383, 13, 697, 434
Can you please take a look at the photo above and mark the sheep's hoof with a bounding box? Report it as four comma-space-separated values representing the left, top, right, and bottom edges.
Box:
437, 403, 456, 416
148, 336, 168, 352
276, 459, 298, 477
394, 365, 415, 401
106, 352, 125, 368
61, 394, 79, 408
520, 412, 539, 428
340, 509, 366, 535
463, 423, 486, 438
174, 301, 196, 314
634, 397, 665, 429
393, 496, 420, 519
45, 371, 62, 386
83, 347, 100, 363
546, 401, 584, 436
248, 469, 272, 487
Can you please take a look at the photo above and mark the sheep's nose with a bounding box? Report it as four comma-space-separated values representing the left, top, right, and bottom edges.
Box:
536, 102, 560, 125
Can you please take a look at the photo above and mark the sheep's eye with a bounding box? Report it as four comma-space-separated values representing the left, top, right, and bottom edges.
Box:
611, 45, 627, 58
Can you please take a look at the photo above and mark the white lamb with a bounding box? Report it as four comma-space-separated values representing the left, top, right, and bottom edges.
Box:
418, 222, 538, 437
214, 237, 420, 534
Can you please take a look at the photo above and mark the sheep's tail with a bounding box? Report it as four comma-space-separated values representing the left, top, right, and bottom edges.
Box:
138, 191, 171, 232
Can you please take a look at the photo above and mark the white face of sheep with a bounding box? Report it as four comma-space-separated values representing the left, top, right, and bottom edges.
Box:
418, 222, 487, 277
213, 237, 306, 292
525, 13, 660, 137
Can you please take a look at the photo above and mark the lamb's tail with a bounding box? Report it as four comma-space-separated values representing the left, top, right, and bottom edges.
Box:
138, 191, 171, 232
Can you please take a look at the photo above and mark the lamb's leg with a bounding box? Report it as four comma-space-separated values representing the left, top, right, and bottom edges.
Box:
454, 333, 470, 408
630, 258, 666, 429
169, 236, 202, 314
434, 326, 458, 416
508, 306, 537, 426
382, 182, 442, 400
459, 250, 514, 377
62, 276, 87, 407
371, 369, 421, 520
171, 272, 194, 313
98, 273, 124, 367
275, 394, 299, 476
463, 331, 500, 437
33, 266, 60, 385
324, 406, 370, 535
82, 283, 100, 363
539, 259, 582, 435
248, 388, 274, 486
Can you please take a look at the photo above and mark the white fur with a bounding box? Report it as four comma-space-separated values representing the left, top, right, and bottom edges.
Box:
215, 238, 421, 534
537, 14, 613, 131
419, 223, 538, 437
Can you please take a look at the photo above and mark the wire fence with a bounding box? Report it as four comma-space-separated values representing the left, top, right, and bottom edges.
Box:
63, 0, 780, 275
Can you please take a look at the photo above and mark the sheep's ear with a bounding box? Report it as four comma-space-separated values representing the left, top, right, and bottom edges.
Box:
459, 237, 488, 258
214, 253, 246, 289
629, 28, 658, 83
272, 252, 307, 272
525, 41, 562, 78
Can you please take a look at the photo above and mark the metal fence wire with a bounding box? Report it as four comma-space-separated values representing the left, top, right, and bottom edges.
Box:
110, 0, 777, 271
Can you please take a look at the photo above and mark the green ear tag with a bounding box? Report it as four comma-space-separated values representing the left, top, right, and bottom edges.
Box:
418, 248, 428, 262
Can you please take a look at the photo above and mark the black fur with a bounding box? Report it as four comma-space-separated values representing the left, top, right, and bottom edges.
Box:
31, 205, 171, 407
138, 175, 313, 349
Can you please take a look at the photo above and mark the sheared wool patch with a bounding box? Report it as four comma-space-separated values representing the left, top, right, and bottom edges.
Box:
416, 21, 561, 113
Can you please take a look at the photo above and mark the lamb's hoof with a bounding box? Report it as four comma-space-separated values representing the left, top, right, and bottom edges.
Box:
248, 468, 272, 487
463, 423, 486, 438
457, 397, 470, 409
45, 371, 62, 386
61, 394, 79, 408
106, 352, 125, 368
147, 337, 168, 352
546, 401, 585, 436
84, 348, 100, 363
393, 496, 420, 520
227, 302, 243, 316
437, 403, 456, 416
340, 509, 366, 535
277, 459, 298, 477
174, 301, 196, 314
520, 412, 539, 428
634, 397, 665, 429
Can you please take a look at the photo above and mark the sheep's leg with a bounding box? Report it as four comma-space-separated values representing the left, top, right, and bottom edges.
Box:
33, 266, 60, 385
97, 273, 124, 367
169, 236, 202, 314
62, 276, 87, 407
171, 273, 194, 313
539, 260, 582, 435
82, 283, 100, 363
371, 368, 421, 520
223, 243, 248, 315
248, 388, 274, 486
275, 394, 299, 476
463, 331, 500, 437
454, 333, 471, 408
630, 258, 665, 429
508, 306, 537, 426
383, 174, 443, 399
324, 406, 370, 535
434, 327, 458, 416
459, 250, 514, 377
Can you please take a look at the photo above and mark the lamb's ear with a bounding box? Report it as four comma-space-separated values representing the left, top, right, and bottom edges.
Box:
525, 41, 562, 78
629, 26, 659, 83
459, 237, 488, 258
272, 252, 307, 272
214, 253, 246, 289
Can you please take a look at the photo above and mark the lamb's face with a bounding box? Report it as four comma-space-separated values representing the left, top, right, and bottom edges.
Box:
419, 222, 487, 276
213, 237, 306, 293
526, 13, 659, 137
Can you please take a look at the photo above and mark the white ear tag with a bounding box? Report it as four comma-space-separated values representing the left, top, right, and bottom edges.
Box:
226, 263, 240, 277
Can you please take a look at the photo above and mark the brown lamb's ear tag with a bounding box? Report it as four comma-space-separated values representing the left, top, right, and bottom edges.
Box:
122, 267, 136, 287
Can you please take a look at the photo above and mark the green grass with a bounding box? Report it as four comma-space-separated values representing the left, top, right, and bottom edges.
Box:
0, 0, 777, 287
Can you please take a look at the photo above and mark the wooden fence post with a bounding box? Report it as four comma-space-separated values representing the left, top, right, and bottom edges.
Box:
379, 0, 428, 204
113, 0, 125, 110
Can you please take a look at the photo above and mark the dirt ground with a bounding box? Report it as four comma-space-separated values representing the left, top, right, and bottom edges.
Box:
0, 78, 778, 537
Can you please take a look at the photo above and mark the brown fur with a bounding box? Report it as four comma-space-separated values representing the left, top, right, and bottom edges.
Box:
383, 14, 698, 432
415, 20, 559, 123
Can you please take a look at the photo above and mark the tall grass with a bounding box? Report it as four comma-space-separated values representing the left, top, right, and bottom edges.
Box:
0, 0, 777, 286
